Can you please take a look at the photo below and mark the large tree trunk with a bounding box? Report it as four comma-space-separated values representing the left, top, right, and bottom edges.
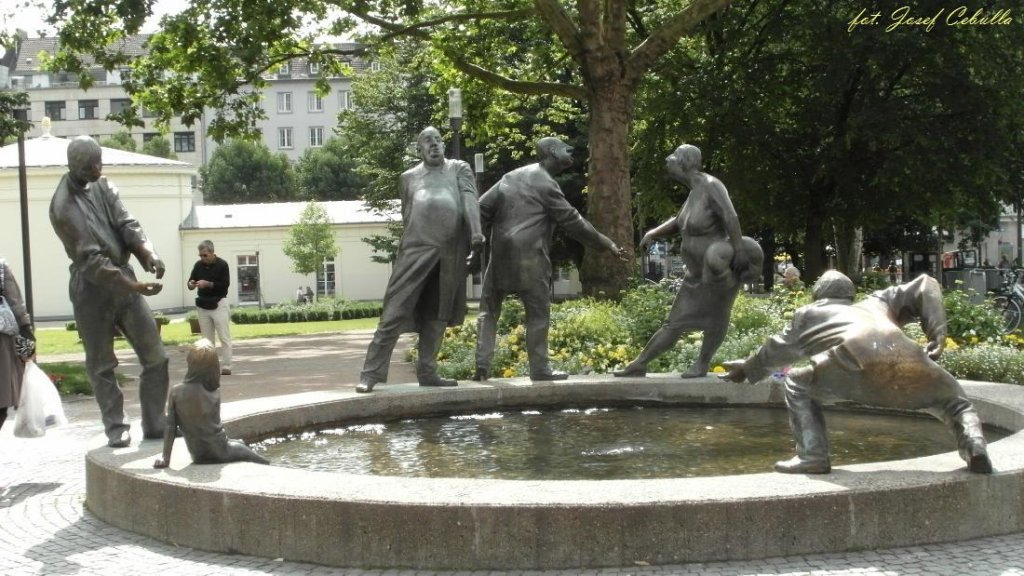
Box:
579, 83, 636, 298
834, 221, 863, 283
803, 216, 828, 283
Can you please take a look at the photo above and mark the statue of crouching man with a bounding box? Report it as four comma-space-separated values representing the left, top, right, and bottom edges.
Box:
721, 271, 993, 475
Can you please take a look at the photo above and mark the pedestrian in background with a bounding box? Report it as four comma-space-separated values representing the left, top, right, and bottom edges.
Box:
0, 259, 35, 431
187, 240, 233, 376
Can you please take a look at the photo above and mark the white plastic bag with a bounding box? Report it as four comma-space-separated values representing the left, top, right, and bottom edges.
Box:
14, 361, 68, 438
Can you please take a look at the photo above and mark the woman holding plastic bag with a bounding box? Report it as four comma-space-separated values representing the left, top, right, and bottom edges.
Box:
0, 258, 35, 431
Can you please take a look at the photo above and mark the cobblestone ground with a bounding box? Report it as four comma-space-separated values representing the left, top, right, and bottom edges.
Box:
2, 334, 1024, 575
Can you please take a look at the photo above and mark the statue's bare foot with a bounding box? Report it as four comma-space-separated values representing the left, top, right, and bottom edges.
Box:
613, 363, 647, 377
680, 364, 710, 378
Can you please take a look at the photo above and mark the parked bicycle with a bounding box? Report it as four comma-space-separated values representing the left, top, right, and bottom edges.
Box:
991, 269, 1024, 333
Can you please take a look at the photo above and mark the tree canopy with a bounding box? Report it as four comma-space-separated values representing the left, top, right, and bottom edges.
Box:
141, 134, 176, 159
295, 136, 366, 201
38, 0, 1024, 289
44, 0, 733, 297
100, 130, 137, 152
630, 0, 1024, 282
200, 140, 297, 205
282, 201, 339, 276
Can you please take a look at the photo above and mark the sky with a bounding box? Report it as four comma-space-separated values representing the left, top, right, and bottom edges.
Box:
3, 0, 191, 37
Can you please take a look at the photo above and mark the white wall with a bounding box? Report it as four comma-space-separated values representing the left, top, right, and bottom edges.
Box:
0, 165, 197, 319
180, 222, 393, 307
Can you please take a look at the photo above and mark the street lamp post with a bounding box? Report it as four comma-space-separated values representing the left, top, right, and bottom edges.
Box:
447, 88, 462, 161
14, 106, 33, 322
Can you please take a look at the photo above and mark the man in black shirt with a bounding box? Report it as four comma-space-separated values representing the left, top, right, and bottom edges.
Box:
187, 240, 233, 375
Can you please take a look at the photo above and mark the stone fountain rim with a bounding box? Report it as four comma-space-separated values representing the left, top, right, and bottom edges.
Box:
84, 375, 1024, 569
89, 375, 1024, 504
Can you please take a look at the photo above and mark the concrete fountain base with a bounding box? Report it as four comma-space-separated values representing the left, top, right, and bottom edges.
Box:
85, 375, 1024, 570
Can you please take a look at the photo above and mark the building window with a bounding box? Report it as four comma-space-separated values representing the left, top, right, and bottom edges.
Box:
174, 131, 196, 153
370, 61, 381, 72
143, 132, 159, 142
78, 100, 99, 120
554, 266, 573, 281
44, 101, 67, 121
142, 106, 158, 118
309, 126, 324, 147
109, 98, 132, 116
317, 258, 335, 297
237, 255, 259, 303
277, 62, 290, 75
338, 91, 353, 110
308, 62, 320, 75
278, 127, 293, 149
307, 92, 323, 112
277, 92, 292, 113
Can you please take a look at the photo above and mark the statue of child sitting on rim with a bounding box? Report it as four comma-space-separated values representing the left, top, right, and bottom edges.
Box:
153, 339, 268, 468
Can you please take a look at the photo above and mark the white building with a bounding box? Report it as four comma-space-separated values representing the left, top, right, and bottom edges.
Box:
180, 201, 397, 307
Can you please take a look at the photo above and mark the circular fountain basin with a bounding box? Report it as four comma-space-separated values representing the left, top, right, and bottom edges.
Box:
86, 375, 1024, 570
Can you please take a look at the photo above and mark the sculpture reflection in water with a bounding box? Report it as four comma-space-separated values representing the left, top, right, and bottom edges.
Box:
615, 144, 763, 378
721, 271, 993, 475
153, 339, 268, 468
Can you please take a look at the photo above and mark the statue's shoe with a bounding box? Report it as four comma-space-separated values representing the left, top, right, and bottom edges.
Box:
420, 377, 458, 387
470, 368, 489, 381
355, 380, 377, 393
531, 371, 568, 381
613, 365, 647, 377
107, 429, 131, 448
966, 439, 994, 474
773, 456, 831, 474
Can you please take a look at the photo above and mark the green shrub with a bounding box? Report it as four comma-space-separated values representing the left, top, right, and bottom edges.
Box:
65, 321, 76, 331
618, 284, 673, 345
859, 271, 890, 291
940, 344, 1024, 384
943, 287, 1004, 344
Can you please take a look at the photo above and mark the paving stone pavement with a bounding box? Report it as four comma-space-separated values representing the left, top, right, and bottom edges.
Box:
3, 330, 1024, 575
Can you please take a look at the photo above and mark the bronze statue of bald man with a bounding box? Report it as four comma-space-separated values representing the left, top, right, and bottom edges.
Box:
50, 135, 168, 448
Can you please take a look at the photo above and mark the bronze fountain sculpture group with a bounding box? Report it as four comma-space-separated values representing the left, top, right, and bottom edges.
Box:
51, 131, 992, 476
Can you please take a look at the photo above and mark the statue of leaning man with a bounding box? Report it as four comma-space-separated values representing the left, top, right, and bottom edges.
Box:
721, 271, 993, 475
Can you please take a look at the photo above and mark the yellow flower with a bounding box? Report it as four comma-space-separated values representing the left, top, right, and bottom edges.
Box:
502, 368, 516, 378
712, 365, 726, 373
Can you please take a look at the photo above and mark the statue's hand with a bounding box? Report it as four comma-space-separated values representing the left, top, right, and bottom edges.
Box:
153, 458, 168, 469
718, 360, 748, 383
925, 338, 945, 360
610, 245, 630, 262
467, 234, 486, 271
136, 282, 163, 296
639, 233, 655, 252
140, 253, 166, 279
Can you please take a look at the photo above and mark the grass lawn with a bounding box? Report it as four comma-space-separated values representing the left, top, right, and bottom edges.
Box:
36, 317, 383, 357
35, 317, 383, 396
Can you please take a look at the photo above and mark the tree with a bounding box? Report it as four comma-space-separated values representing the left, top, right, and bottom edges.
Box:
100, 130, 137, 152
282, 202, 339, 294
0, 91, 30, 146
295, 136, 366, 201
630, 0, 1024, 283
141, 135, 176, 159
200, 140, 298, 205
45, 0, 733, 297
